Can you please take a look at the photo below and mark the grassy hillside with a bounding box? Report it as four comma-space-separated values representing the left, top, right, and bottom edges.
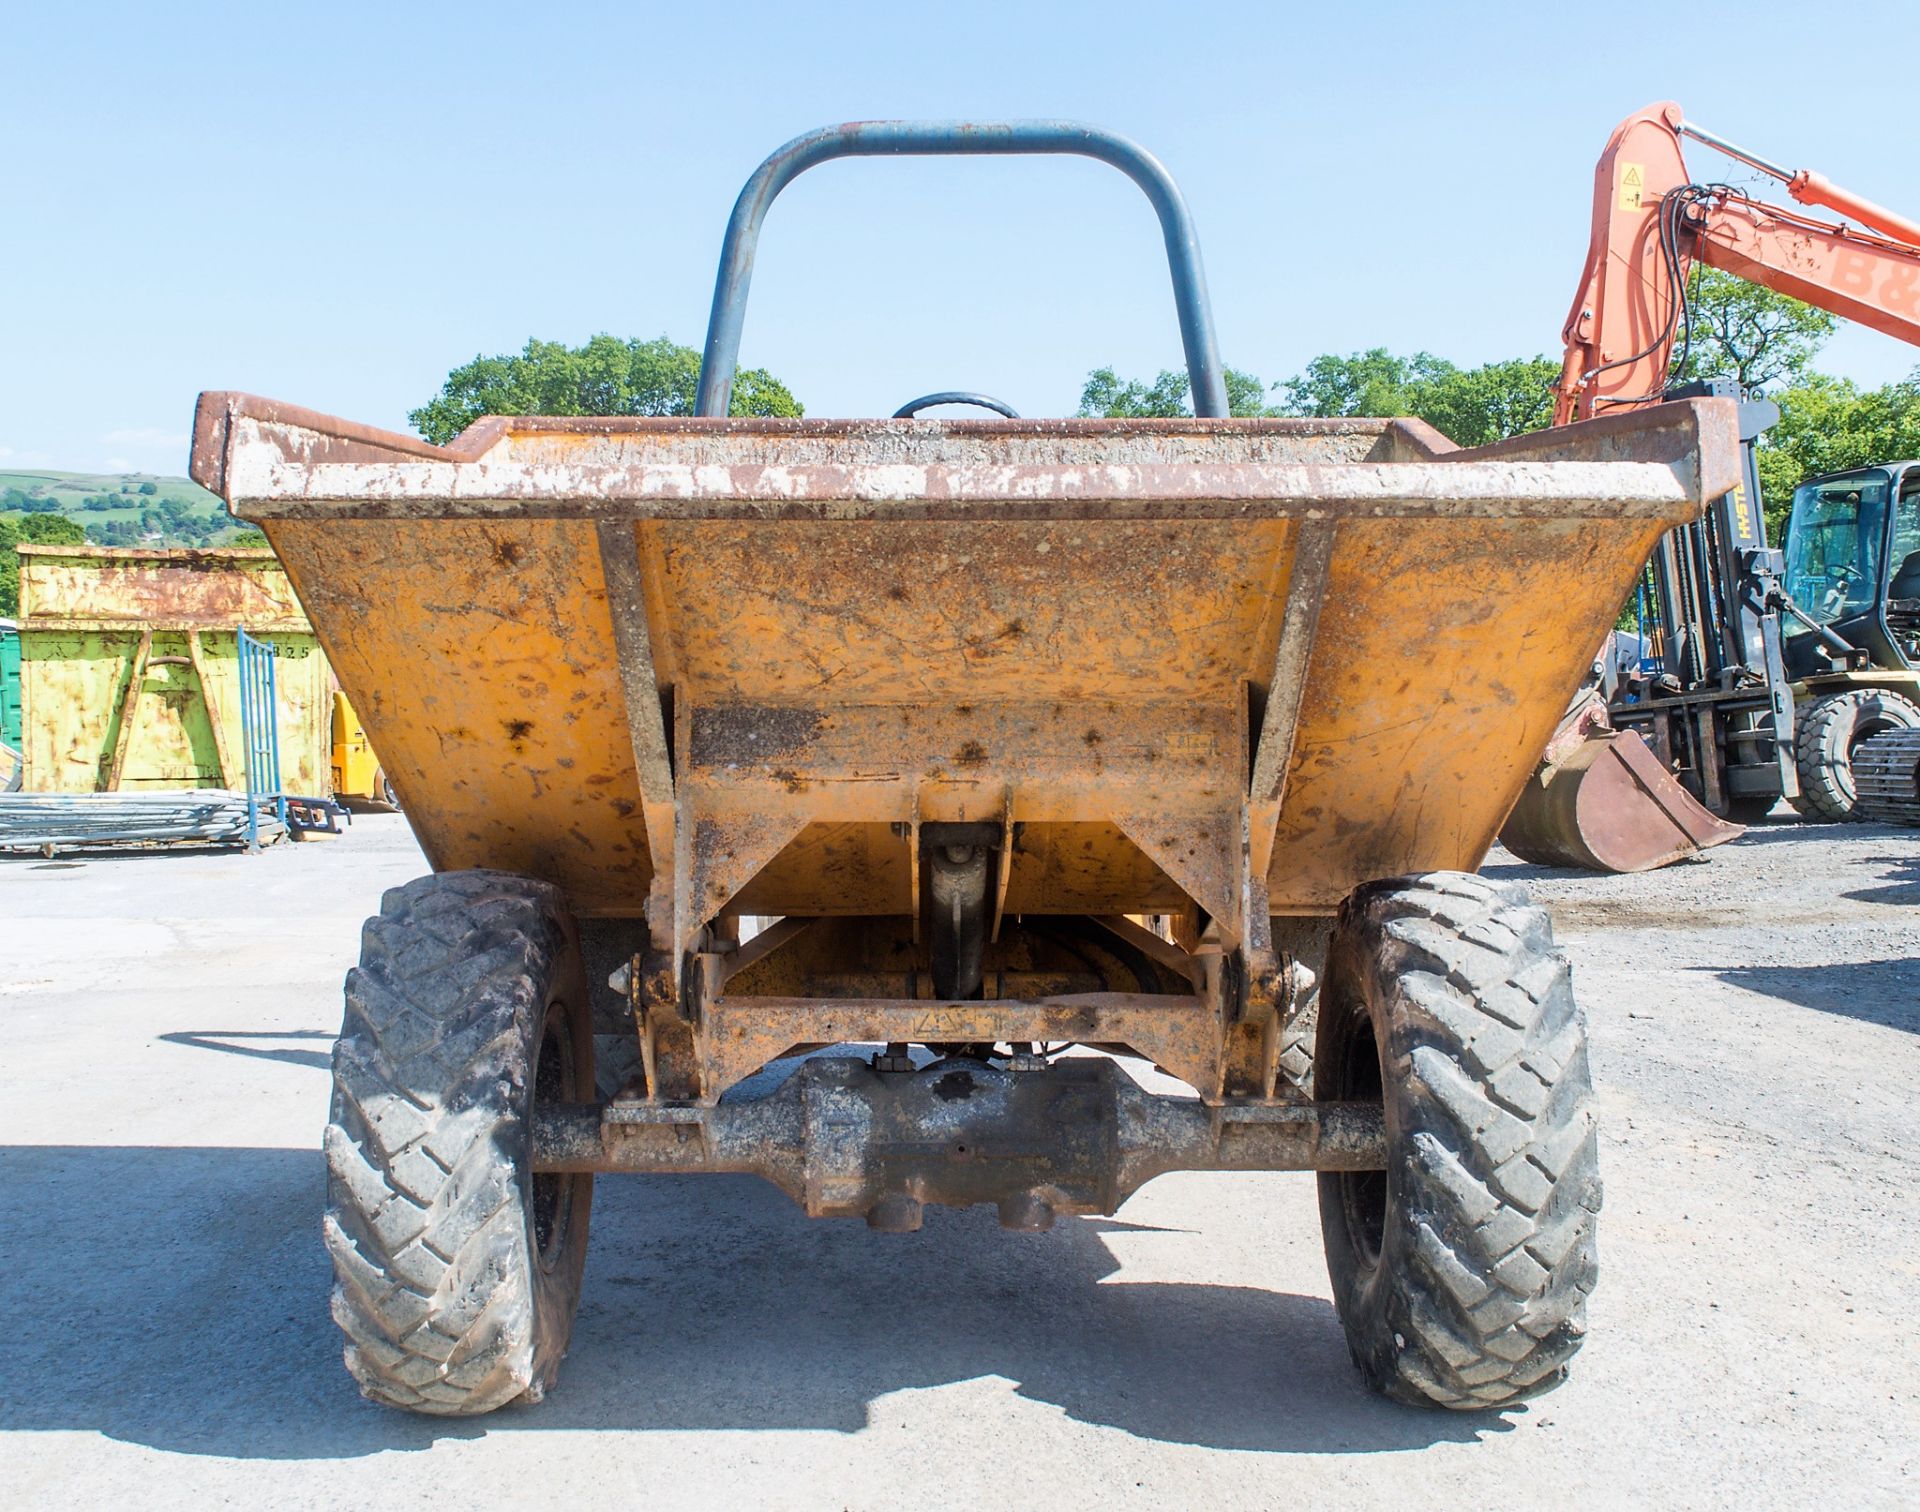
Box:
0, 468, 254, 547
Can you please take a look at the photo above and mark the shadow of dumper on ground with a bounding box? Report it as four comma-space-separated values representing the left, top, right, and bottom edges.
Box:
0, 1140, 1513, 1460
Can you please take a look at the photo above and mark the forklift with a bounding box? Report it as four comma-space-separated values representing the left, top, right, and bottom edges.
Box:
1606, 378, 1797, 824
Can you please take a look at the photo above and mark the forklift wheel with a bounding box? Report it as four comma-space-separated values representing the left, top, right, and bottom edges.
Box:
1789, 690, 1920, 822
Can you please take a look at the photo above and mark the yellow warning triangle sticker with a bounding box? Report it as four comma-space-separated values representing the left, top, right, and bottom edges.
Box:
1618, 162, 1646, 212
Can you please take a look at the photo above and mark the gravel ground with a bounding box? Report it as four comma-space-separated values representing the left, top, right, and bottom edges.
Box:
0, 811, 1914, 1509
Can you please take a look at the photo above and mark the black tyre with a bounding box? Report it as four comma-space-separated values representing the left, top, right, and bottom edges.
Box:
1721, 793, 1778, 826
1316, 872, 1600, 1409
1271, 915, 1331, 1097
374, 766, 401, 811
1789, 690, 1920, 822
324, 870, 593, 1415
1278, 992, 1317, 1096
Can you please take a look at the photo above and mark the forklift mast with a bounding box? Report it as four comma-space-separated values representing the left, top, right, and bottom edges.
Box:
1609, 379, 1797, 814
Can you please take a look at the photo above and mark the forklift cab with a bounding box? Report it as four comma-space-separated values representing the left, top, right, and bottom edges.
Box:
1781, 462, 1920, 677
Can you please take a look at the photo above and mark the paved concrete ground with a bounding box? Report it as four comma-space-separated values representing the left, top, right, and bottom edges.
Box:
2, 813, 1915, 1509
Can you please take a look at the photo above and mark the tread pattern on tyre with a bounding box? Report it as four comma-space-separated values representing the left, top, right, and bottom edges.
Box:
1789, 690, 1920, 822
324, 870, 579, 1415
1322, 871, 1600, 1409
1272, 915, 1330, 1098
1277, 993, 1316, 1095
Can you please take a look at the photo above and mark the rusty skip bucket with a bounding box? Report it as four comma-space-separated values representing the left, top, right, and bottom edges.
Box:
188, 398, 1740, 1114
1499, 687, 1745, 871
192, 396, 1738, 922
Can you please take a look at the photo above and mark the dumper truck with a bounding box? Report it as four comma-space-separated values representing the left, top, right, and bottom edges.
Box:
330, 691, 400, 809
189, 121, 1740, 1416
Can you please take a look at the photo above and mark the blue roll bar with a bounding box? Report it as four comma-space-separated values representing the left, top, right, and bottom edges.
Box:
695, 120, 1229, 419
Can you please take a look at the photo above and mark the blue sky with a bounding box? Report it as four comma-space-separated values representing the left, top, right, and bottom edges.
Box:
5, 0, 1918, 476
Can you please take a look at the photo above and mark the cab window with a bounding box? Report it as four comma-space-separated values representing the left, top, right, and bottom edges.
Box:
1782, 472, 1890, 627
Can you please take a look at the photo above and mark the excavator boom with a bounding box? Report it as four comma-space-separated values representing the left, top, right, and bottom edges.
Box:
1555, 101, 1920, 426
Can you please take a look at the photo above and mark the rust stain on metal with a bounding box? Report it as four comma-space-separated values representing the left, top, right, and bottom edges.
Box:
17, 544, 310, 632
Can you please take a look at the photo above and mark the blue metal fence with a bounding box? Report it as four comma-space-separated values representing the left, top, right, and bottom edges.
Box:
236, 628, 287, 849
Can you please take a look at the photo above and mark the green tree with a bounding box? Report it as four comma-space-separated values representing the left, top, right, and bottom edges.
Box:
1271, 347, 1559, 446
1076, 366, 1187, 417
230, 528, 270, 547
1273, 348, 1450, 419
1075, 365, 1277, 418
1224, 368, 1276, 418
408, 334, 803, 444
20, 515, 84, 546
0, 513, 85, 615
1671, 268, 1838, 393
1414, 359, 1560, 447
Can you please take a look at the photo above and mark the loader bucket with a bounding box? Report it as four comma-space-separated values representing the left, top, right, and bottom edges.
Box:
1498, 685, 1744, 870
190, 395, 1741, 928
1500, 729, 1745, 871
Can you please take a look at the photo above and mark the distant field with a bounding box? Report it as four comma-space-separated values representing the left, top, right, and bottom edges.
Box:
0, 467, 254, 545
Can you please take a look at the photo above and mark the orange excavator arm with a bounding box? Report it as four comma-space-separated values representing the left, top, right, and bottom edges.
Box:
1555, 101, 1920, 424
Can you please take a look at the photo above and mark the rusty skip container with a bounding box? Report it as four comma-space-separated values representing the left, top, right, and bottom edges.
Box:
16, 545, 330, 796
188, 122, 1740, 1419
